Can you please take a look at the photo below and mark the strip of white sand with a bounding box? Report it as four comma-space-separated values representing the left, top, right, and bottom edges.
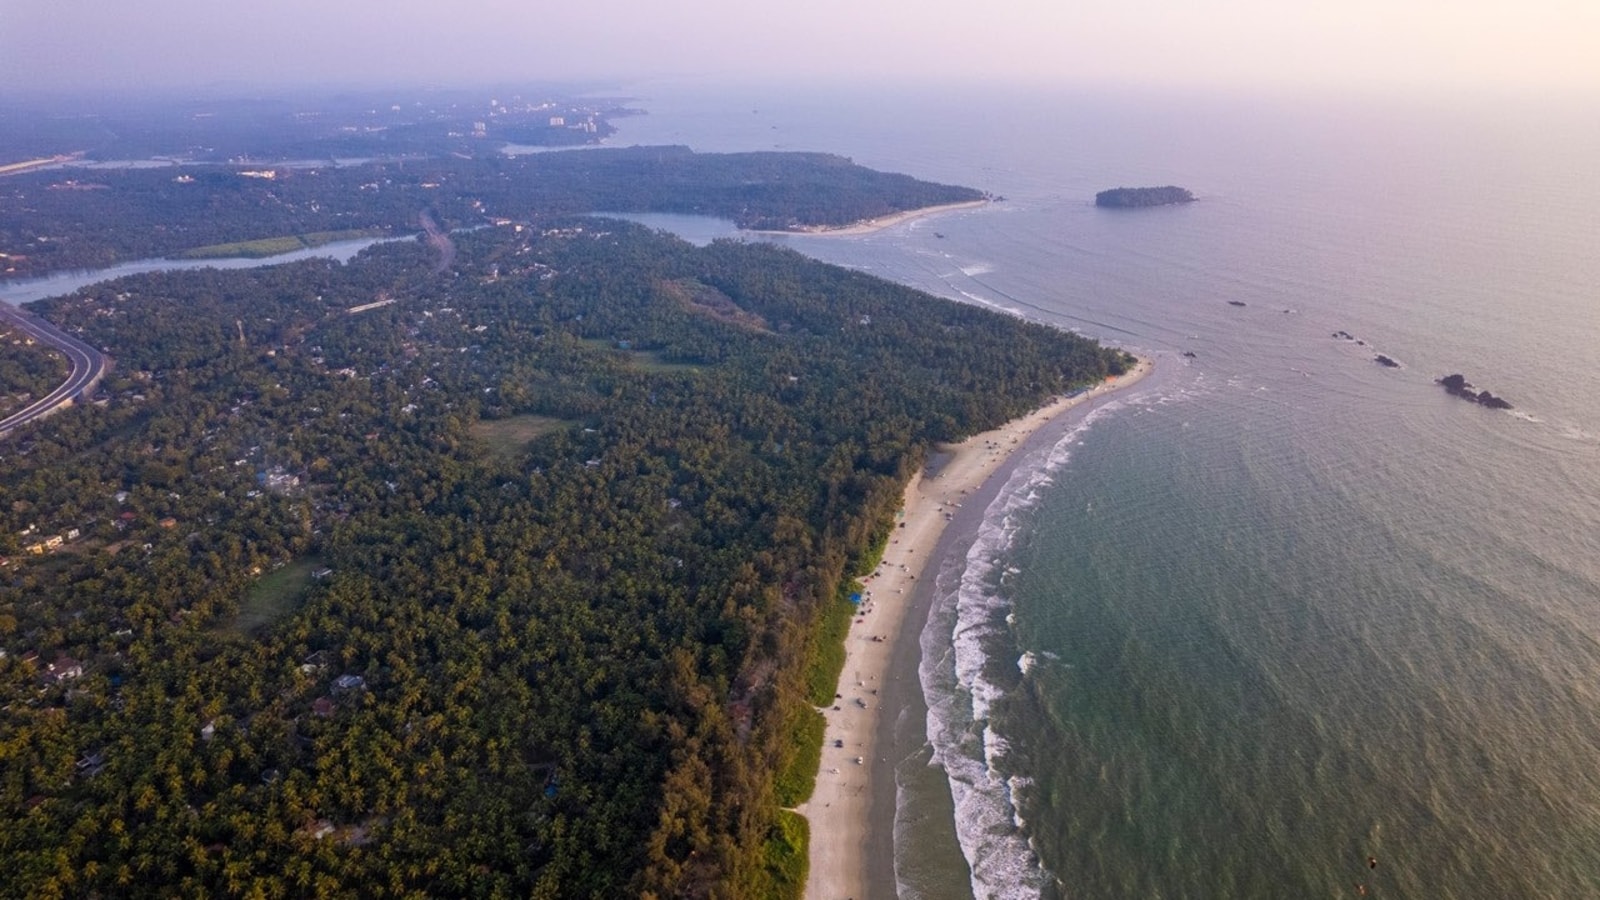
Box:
797, 357, 1152, 900
754, 200, 989, 238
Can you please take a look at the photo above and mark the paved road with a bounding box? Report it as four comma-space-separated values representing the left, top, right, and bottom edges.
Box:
0, 302, 108, 436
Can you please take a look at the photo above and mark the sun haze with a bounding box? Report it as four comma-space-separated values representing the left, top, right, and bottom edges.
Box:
3, 0, 1597, 95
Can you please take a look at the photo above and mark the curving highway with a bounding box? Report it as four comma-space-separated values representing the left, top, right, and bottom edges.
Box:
0, 302, 109, 437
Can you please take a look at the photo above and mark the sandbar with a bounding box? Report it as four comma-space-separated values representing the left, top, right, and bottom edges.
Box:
755, 200, 989, 238
797, 357, 1153, 900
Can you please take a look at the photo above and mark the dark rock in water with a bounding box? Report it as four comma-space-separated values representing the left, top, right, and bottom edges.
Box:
1374, 355, 1400, 368
1227, 300, 1247, 307
1333, 330, 1355, 340
1438, 373, 1513, 409
1356, 340, 1365, 346
1095, 186, 1195, 208
1182, 350, 1198, 358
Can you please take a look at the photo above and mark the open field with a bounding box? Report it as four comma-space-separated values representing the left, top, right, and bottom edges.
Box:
577, 338, 704, 373
473, 414, 573, 461
631, 350, 703, 373
229, 557, 323, 634
172, 228, 387, 259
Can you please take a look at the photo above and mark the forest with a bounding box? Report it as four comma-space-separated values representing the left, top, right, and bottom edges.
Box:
0, 218, 1127, 897
0, 148, 984, 279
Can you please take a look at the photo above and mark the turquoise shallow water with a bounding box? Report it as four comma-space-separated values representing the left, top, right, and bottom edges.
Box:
621, 83, 1600, 899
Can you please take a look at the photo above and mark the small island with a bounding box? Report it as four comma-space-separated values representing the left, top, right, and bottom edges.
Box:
1438, 373, 1512, 409
1095, 186, 1196, 208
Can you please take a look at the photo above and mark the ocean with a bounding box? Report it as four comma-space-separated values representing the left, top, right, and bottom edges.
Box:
608, 82, 1600, 898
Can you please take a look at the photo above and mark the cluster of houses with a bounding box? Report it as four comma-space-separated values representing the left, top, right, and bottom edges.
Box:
15, 514, 179, 560
297, 650, 364, 720
21, 525, 81, 556
6, 646, 374, 786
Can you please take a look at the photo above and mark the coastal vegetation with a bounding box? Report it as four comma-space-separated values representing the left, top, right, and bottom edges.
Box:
761, 810, 810, 898
1095, 185, 1195, 208
0, 217, 1123, 896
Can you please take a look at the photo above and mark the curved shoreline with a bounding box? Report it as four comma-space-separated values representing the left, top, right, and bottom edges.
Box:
754, 199, 989, 238
798, 357, 1152, 900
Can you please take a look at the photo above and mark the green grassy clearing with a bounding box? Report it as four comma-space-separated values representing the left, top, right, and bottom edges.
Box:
632, 350, 703, 374
173, 228, 386, 260
577, 339, 704, 373
229, 557, 322, 634
472, 414, 573, 461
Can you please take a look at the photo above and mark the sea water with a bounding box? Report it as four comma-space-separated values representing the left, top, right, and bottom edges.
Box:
622, 82, 1600, 898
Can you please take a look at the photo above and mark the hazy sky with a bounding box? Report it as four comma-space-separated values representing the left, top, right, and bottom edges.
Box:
3, 0, 1596, 95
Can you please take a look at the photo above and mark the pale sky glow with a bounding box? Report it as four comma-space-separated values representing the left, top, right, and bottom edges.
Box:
2, 0, 1596, 95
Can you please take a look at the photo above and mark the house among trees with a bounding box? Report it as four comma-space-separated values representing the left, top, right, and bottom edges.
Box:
46, 656, 83, 684
76, 749, 109, 778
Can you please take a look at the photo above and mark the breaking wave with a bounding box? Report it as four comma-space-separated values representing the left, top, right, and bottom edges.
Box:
918, 401, 1127, 900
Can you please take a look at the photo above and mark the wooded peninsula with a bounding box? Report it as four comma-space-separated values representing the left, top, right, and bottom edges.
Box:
0, 147, 1123, 897
0, 148, 984, 280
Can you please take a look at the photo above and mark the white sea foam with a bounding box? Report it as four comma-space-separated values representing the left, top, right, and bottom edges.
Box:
952, 287, 1020, 317
1009, 774, 1036, 830
960, 263, 995, 277
920, 401, 1130, 900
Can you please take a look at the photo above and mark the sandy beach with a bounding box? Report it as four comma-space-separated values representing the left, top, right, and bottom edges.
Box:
796, 357, 1152, 900
755, 199, 989, 238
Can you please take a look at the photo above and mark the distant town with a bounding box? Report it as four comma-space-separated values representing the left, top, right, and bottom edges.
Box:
0, 87, 637, 171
